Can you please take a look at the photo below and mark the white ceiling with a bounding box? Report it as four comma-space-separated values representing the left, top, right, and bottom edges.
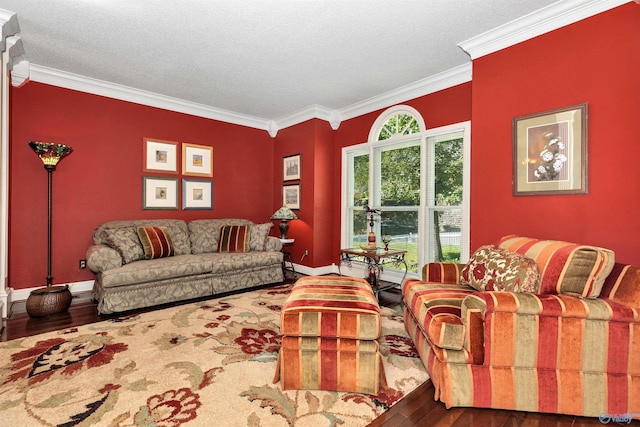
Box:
0, 0, 627, 135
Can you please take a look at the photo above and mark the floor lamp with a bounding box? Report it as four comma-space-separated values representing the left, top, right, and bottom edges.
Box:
26, 141, 73, 317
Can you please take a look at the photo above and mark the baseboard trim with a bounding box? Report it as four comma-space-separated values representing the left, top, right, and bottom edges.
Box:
9, 280, 95, 302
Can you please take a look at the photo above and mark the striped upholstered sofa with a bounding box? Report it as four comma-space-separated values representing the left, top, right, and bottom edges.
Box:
402, 235, 639, 419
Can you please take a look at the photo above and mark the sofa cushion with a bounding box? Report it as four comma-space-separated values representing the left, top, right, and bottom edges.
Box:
217, 225, 249, 253
199, 251, 282, 274
104, 227, 144, 264
249, 222, 273, 251
137, 226, 175, 259
94, 219, 191, 255
188, 219, 253, 254
280, 276, 380, 340
99, 254, 213, 288
497, 235, 615, 298
461, 245, 540, 293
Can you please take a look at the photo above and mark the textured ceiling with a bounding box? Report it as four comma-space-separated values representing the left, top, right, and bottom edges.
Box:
1, 0, 565, 122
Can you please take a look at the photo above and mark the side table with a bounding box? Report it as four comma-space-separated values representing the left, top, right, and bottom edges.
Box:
338, 248, 407, 298
280, 238, 296, 279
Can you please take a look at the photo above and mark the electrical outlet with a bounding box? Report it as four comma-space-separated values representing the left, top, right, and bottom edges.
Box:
79, 259, 87, 269
304, 249, 309, 256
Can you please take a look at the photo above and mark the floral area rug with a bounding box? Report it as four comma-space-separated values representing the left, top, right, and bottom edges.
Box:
0, 284, 428, 426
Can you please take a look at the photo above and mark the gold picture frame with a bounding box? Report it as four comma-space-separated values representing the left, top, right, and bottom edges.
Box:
182, 143, 213, 177
513, 103, 588, 195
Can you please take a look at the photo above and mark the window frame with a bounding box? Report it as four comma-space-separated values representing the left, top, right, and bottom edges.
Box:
341, 105, 470, 281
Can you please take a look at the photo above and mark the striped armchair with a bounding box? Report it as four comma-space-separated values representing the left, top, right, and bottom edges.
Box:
402, 236, 639, 419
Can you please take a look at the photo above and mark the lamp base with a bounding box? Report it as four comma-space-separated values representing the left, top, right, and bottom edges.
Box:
26, 285, 72, 318
279, 220, 289, 240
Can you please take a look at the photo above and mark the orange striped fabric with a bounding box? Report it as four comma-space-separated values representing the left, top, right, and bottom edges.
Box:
496, 235, 615, 297
422, 263, 463, 283
402, 268, 640, 418
217, 225, 249, 253
277, 276, 385, 394
601, 263, 640, 309
281, 276, 380, 340
136, 226, 175, 259
401, 280, 475, 351
277, 336, 383, 394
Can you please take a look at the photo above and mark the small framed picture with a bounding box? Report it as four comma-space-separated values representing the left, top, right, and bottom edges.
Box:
182, 143, 213, 177
143, 176, 178, 210
143, 138, 178, 174
183, 178, 213, 210
513, 103, 588, 195
283, 154, 301, 181
283, 184, 300, 209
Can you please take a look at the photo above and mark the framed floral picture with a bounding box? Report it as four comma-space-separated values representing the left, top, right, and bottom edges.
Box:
182, 143, 213, 177
143, 176, 178, 209
182, 178, 213, 210
283, 154, 301, 181
512, 103, 588, 195
143, 138, 178, 174
283, 184, 300, 209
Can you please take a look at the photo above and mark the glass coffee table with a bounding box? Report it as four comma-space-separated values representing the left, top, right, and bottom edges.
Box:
338, 247, 408, 298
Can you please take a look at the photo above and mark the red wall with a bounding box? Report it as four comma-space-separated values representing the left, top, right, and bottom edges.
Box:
471, 3, 640, 264
10, 83, 275, 290
271, 119, 335, 267
8, 4, 639, 292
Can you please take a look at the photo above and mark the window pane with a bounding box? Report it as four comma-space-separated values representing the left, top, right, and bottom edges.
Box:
381, 210, 418, 273
434, 137, 463, 207
350, 208, 368, 246
377, 113, 422, 141
380, 145, 420, 207
352, 154, 369, 206
428, 209, 462, 263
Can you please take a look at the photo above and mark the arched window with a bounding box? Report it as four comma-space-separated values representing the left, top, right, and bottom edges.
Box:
342, 106, 470, 279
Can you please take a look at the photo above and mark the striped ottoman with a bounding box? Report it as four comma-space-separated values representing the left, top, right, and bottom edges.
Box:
274, 276, 386, 395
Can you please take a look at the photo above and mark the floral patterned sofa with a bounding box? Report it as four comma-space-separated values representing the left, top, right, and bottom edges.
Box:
402, 235, 640, 419
87, 218, 283, 314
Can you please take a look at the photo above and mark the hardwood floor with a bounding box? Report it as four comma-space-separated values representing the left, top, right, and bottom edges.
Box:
1, 285, 626, 426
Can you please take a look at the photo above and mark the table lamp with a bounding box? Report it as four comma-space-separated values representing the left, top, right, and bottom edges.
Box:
270, 206, 297, 239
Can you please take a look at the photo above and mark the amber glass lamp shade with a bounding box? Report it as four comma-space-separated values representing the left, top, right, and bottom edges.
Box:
29, 141, 73, 168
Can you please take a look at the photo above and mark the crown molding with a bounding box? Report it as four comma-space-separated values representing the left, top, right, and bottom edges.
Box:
28, 62, 471, 138
28, 64, 271, 131
458, 0, 630, 59
336, 63, 472, 123
0, 8, 19, 51
269, 63, 472, 133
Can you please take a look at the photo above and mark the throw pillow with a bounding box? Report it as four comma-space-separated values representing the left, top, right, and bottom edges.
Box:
217, 225, 250, 253
461, 245, 540, 293
249, 223, 273, 251
104, 227, 145, 264
137, 226, 176, 259
496, 235, 615, 297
